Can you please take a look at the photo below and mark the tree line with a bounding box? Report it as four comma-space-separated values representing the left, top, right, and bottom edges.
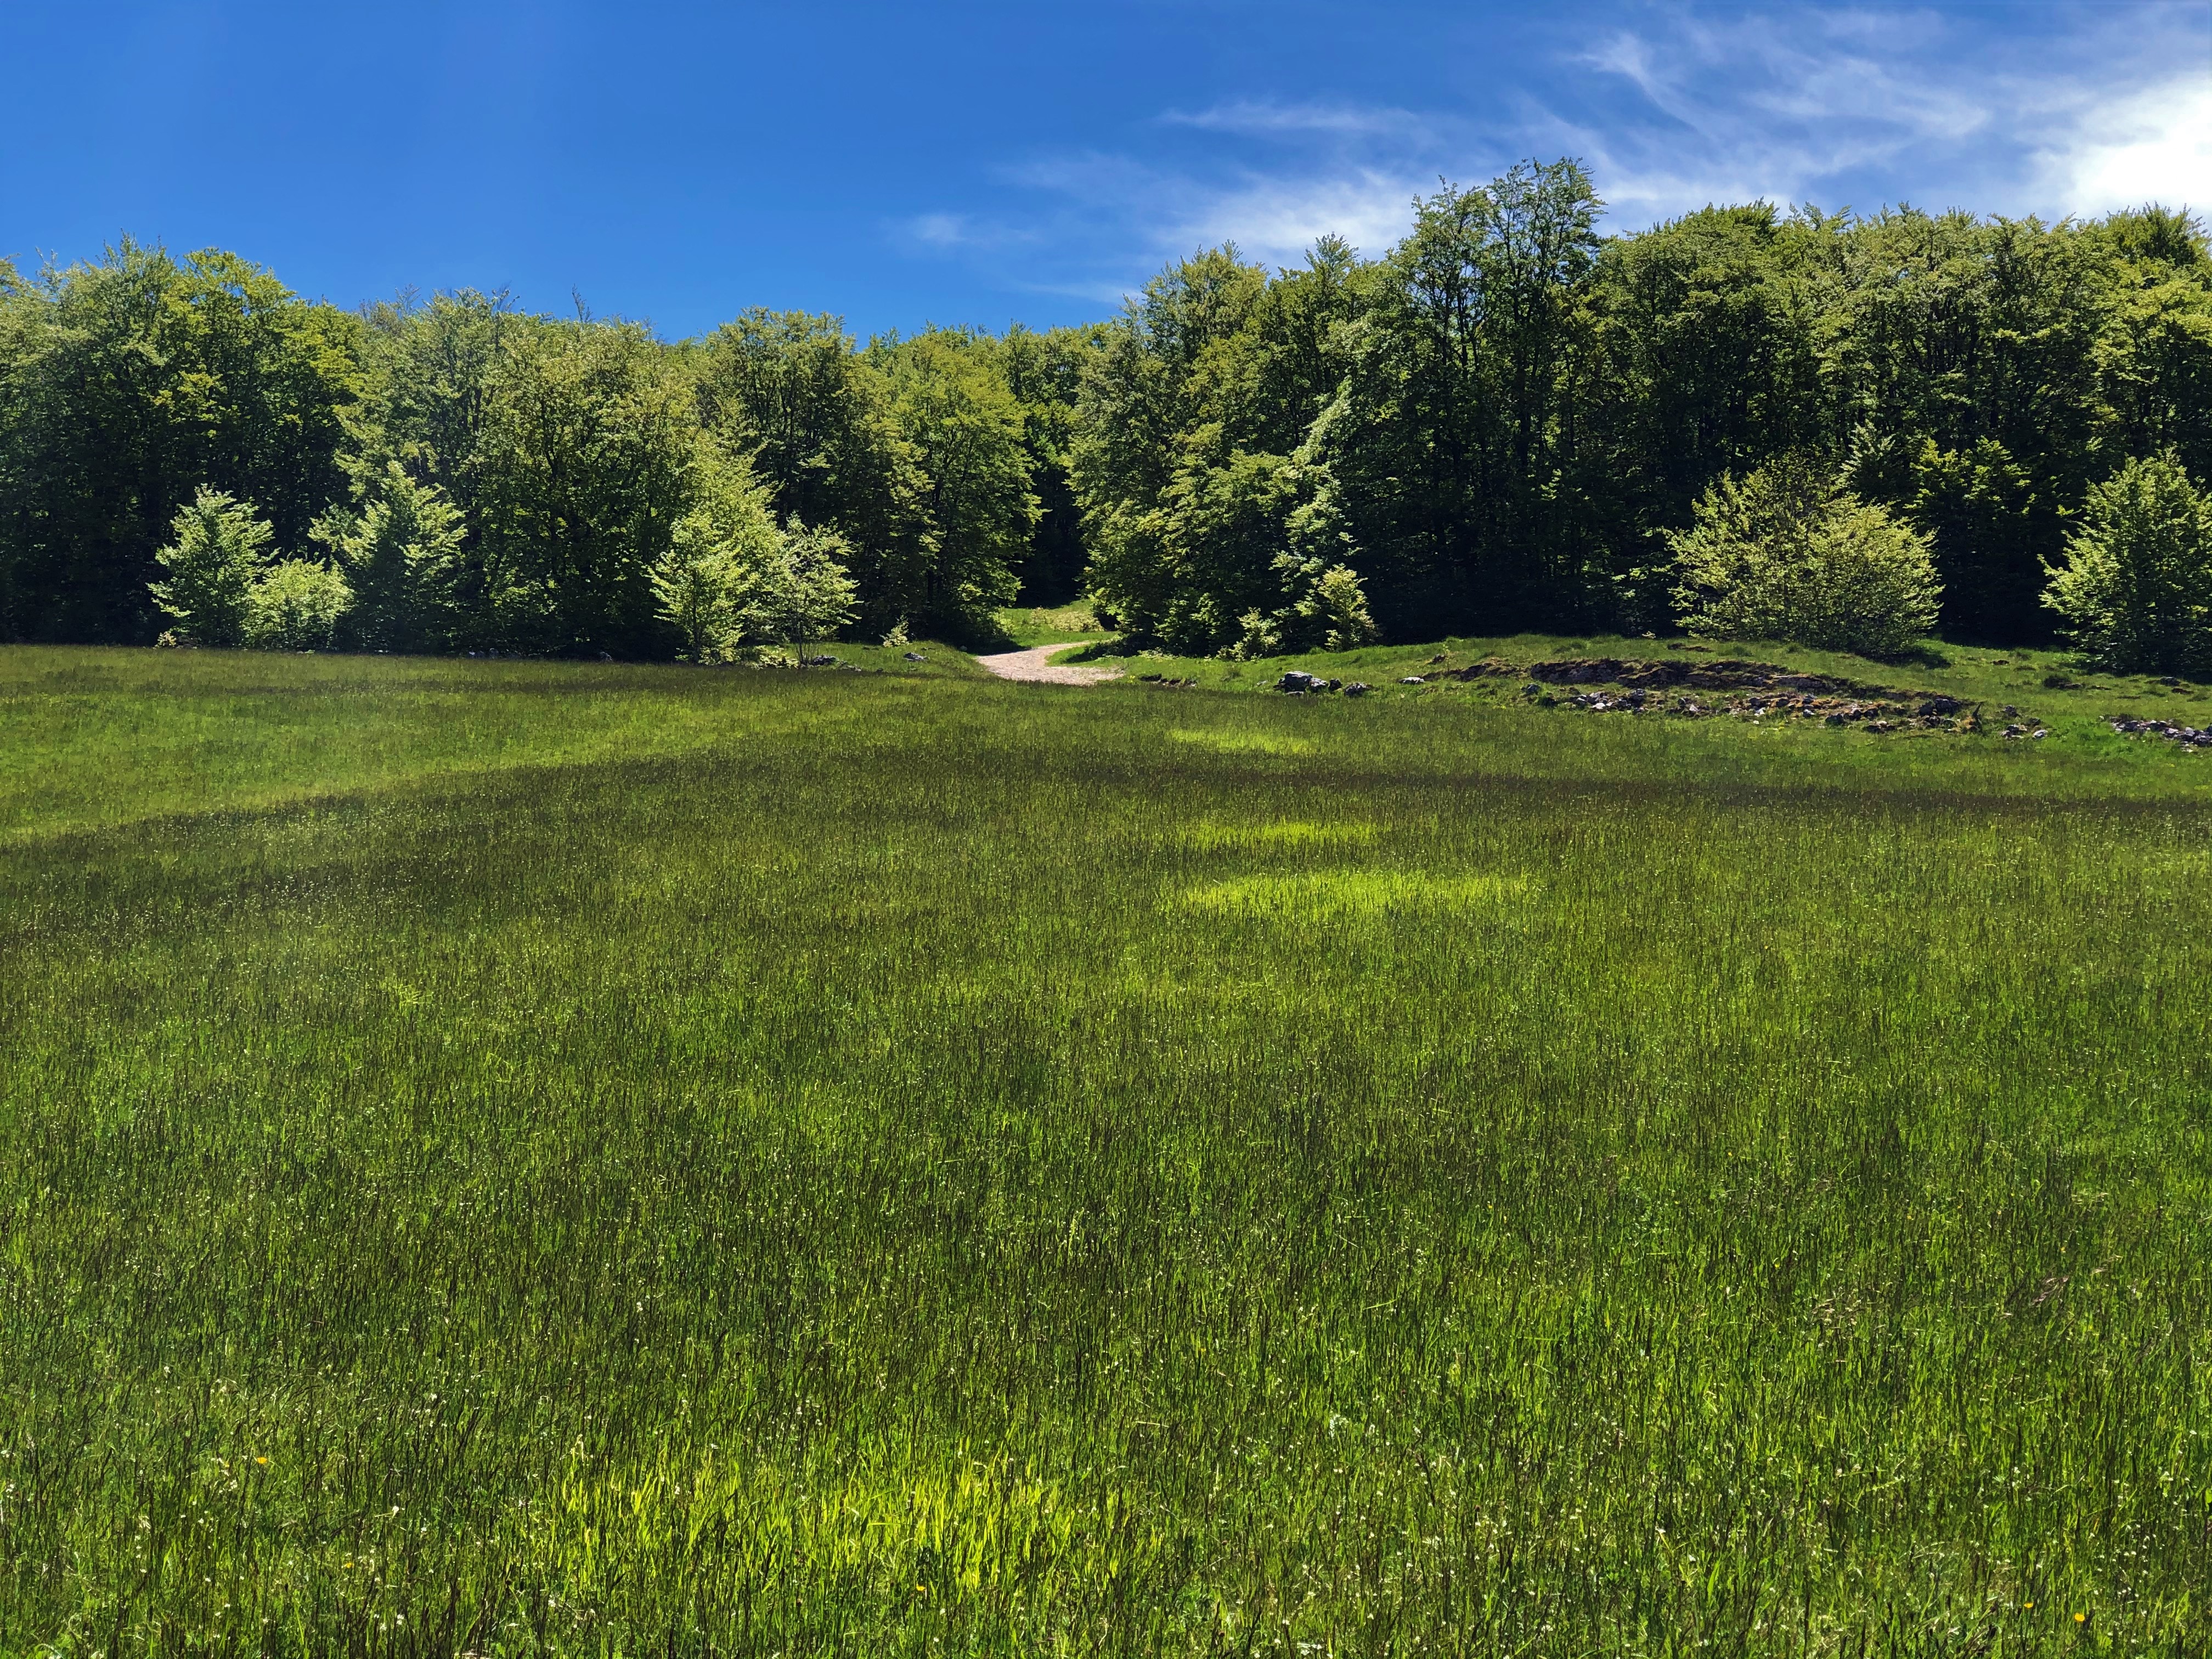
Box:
0, 248, 1095, 657
3, 165, 2208, 665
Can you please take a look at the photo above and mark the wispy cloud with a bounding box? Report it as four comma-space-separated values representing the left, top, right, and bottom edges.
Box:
1008, 149, 1433, 268
1560, 2, 2209, 224
1161, 99, 1434, 142
901, 2, 2211, 306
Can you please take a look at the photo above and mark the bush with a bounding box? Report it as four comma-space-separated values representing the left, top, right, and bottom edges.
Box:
1669, 456, 1942, 657
2042, 453, 2212, 675
1300, 565, 1377, 651
647, 471, 860, 664
648, 449, 790, 663
148, 487, 275, 647
1232, 557, 1378, 659
321, 461, 465, 652
245, 560, 352, 651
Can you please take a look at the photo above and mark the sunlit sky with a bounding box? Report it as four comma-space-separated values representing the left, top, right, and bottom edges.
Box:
3, 1, 2206, 338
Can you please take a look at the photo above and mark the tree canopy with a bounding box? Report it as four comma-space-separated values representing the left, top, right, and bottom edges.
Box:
3, 183, 2208, 659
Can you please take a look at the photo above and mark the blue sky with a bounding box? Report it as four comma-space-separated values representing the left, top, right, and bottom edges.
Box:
3, 1, 2205, 339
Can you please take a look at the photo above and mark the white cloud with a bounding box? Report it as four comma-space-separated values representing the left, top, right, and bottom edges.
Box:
893, 211, 1045, 256
2034, 75, 2211, 215
1003, 148, 1431, 270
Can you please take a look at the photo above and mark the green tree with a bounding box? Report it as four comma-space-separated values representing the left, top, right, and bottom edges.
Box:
1670, 454, 1940, 656
695, 312, 933, 637
1905, 438, 2040, 643
473, 318, 697, 656
1073, 246, 1272, 640
1577, 204, 1829, 610
874, 329, 1037, 636
996, 323, 1107, 603
2043, 453, 2212, 675
1071, 241, 1372, 648
148, 487, 276, 646
1826, 211, 2103, 643
1311, 161, 1603, 635
2090, 208, 2212, 486
346, 290, 522, 646
0, 242, 360, 642
647, 445, 786, 662
754, 520, 860, 658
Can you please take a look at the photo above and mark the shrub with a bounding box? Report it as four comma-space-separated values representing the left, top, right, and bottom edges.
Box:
244, 560, 352, 651
321, 461, 465, 652
1232, 557, 1378, 658
648, 503, 860, 664
2043, 454, 2212, 675
648, 449, 789, 663
1300, 565, 1377, 651
759, 520, 861, 653
1669, 455, 1942, 657
148, 487, 275, 647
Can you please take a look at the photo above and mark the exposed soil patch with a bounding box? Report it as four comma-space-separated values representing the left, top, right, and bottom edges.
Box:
977, 644, 1122, 685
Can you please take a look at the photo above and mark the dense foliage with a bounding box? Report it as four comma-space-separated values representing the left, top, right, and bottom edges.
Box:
3, 173, 2209, 657
0, 270, 1096, 653
1077, 173, 2212, 653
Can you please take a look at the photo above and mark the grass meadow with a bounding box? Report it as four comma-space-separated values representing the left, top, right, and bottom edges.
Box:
2, 645, 2209, 1656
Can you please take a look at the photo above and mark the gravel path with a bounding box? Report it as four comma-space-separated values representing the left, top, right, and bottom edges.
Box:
974, 643, 1122, 685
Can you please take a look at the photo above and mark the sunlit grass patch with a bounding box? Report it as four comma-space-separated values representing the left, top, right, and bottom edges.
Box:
1178, 818, 1376, 851
1167, 726, 1315, 755
1173, 867, 1532, 918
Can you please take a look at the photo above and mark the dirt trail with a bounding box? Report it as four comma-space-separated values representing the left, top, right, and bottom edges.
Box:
975, 644, 1121, 685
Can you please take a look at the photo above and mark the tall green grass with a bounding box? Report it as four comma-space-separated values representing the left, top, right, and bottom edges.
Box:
2, 648, 2208, 1655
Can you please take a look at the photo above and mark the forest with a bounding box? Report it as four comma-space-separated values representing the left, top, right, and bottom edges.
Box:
2, 160, 2208, 662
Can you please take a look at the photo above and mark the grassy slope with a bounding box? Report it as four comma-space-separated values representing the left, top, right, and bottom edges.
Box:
0, 643, 986, 841
991, 600, 1113, 648
2, 647, 2209, 1655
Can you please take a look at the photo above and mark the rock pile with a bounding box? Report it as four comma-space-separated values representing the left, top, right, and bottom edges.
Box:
1255, 651, 1997, 734
2108, 717, 2212, 748
1452, 656, 1974, 730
